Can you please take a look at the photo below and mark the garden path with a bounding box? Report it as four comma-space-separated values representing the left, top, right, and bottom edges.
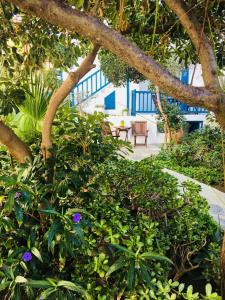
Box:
164, 169, 225, 228
126, 145, 225, 228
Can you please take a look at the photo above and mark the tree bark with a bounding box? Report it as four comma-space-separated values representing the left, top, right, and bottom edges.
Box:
0, 120, 33, 163
164, 0, 219, 91
6, 0, 225, 128
156, 86, 172, 147
41, 45, 100, 160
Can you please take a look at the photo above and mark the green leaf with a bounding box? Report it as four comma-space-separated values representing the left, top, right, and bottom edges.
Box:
57, 280, 90, 298
4, 190, 15, 212
15, 203, 23, 226
40, 288, 56, 299
139, 262, 151, 284
110, 244, 135, 256
106, 256, 128, 277
20, 261, 28, 272
178, 283, 185, 293
31, 247, 43, 263
140, 252, 173, 265
15, 276, 27, 283
39, 209, 61, 216
205, 283, 212, 296
127, 260, 135, 290
0, 281, 10, 291
26, 279, 53, 289
48, 220, 61, 248
0, 175, 16, 186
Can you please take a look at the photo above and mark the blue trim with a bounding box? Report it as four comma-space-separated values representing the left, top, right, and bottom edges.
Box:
71, 69, 110, 105
181, 68, 189, 84
131, 90, 208, 115
126, 79, 130, 111
104, 91, 116, 110
131, 90, 136, 116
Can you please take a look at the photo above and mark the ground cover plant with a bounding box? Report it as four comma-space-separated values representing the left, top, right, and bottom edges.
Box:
0, 109, 222, 299
155, 126, 225, 187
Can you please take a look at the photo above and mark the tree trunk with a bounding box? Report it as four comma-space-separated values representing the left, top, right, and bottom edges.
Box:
6, 0, 225, 129
164, 0, 219, 91
156, 86, 171, 147
41, 44, 100, 160
0, 120, 33, 163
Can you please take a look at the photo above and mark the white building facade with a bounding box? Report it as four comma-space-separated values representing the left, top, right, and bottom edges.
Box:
62, 62, 208, 144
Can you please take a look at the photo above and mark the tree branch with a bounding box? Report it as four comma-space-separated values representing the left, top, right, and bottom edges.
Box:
41, 44, 100, 159
5, 0, 225, 127
164, 0, 219, 91
0, 120, 33, 163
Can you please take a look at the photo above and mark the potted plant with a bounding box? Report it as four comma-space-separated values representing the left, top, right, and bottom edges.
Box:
157, 100, 188, 144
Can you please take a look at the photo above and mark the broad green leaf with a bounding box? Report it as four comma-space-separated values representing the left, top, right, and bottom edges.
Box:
0, 281, 10, 291
4, 191, 15, 212
75, 225, 84, 242
47, 278, 58, 287
110, 244, 135, 255
140, 252, 173, 265
15, 203, 23, 226
205, 283, 212, 296
127, 260, 135, 290
26, 279, 53, 289
106, 256, 128, 277
40, 288, 56, 299
31, 247, 43, 263
20, 261, 28, 272
0, 175, 16, 186
178, 283, 185, 293
39, 209, 61, 216
48, 220, 61, 248
139, 262, 151, 284
15, 276, 27, 283
57, 280, 90, 298
0, 195, 5, 205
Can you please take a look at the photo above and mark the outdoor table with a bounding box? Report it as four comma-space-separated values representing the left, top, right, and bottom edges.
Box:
115, 126, 131, 142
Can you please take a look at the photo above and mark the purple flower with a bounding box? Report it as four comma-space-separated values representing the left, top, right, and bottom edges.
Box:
22, 251, 32, 262
73, 213, 81, 223
15, 192, 22, 199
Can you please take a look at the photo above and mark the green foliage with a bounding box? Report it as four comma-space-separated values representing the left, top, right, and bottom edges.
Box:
3, 71, 56, 143
0, 2, 83, 75
101, 0, 224, 67
157, 100, 188, 132
99, 50, 145, 86
156, 126, 224, 186
0, 110, 222, 298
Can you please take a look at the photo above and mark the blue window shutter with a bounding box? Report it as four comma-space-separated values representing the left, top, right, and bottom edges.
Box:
181, 68, 189, 84
104, 91, 116, 110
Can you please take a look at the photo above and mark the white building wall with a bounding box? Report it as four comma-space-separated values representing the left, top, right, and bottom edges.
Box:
63, 59, 209, 145
188, 64, 204, 87
78, 80, 140, 116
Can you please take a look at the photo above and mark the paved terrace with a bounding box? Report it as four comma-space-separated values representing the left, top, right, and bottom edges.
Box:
125, 144, 225, 228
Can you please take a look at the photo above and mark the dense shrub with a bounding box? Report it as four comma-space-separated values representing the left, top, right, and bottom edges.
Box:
0, 111, 222, 299
156, 126, 224, 186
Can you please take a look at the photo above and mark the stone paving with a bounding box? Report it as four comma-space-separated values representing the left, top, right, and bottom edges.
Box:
126, 144, 225, 228
122, 143, 161, 160
164, 169, 225, 228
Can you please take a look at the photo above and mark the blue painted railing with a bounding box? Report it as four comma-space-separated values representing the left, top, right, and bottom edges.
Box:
71, 69, 110, 106
131, 90, 208, 116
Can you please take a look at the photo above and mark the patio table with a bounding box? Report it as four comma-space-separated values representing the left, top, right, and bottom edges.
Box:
115, 126, 131, 142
